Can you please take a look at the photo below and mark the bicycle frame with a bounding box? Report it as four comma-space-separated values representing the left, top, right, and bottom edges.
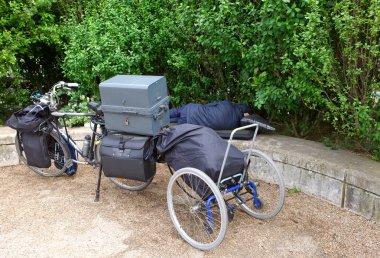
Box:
51, 111, 105, 165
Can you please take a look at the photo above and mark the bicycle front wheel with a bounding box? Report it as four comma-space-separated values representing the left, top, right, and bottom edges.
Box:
234, 149, 285, 219
15, 130, 71, 177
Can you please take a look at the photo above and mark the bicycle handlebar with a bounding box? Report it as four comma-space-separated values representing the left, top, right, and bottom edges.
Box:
62, 82, 79, 89
53, 81, 79, 90
33, 81, 80, 111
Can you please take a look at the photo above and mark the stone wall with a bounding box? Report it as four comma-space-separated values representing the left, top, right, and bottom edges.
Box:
1, 127, 379, 222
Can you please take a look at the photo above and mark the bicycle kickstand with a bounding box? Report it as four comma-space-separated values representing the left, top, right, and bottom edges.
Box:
94, 164, 103, 202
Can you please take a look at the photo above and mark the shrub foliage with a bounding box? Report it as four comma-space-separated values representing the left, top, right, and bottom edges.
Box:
1, 0, 379, 158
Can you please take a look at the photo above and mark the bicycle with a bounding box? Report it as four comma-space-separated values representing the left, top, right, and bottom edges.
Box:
14, 81, 153, 192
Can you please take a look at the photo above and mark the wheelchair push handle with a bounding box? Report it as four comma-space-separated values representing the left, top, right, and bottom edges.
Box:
217, 123, 259, 188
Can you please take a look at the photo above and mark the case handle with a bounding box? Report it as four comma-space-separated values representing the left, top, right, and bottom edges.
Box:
153, 105, 168, 120
121, 110, 138, 114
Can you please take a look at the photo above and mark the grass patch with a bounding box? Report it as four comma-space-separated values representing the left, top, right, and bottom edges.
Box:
288, 187, 300, 194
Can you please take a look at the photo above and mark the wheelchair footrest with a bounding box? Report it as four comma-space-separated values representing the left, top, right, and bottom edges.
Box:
227, 204, 237, 222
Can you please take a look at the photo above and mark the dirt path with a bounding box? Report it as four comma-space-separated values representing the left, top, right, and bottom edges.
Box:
0, 164, 379, 257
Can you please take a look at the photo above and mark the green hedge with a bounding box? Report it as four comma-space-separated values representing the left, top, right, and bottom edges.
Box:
1, 0, 379, 159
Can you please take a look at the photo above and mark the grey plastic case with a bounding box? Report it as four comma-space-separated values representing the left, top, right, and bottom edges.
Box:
100, 75, 170, 135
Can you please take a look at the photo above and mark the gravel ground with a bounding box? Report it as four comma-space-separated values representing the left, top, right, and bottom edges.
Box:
0, 164, 379, 257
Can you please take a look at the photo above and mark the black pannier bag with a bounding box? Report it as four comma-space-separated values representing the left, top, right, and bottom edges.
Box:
6, 104, 50, 132
19, 132, 51, 168
100, 134, 156, 182
7, 104, 52, 168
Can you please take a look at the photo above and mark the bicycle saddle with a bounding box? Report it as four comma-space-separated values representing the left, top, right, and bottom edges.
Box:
87, 102, 103, 116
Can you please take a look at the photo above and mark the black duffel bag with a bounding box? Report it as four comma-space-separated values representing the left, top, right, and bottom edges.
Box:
6, 104, 50, 132
100, 134, 156, 182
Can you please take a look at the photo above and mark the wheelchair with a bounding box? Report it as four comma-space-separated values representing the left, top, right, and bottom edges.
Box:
166, 124, 285, 250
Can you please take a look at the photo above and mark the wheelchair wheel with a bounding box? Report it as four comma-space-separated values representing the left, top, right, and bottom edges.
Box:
167, 167, 228, 250
234, 149, 285, 219
15, 130, 70, 177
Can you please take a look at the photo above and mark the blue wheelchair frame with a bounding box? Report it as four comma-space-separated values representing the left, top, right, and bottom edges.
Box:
204, 124, 260, 228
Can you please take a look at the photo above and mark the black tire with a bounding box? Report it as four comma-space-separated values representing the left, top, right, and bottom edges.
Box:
15, 130, 71, 177
108, 177, 153, 191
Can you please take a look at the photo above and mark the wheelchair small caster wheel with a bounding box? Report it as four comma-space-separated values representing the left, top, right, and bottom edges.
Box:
254, 198, 263, 209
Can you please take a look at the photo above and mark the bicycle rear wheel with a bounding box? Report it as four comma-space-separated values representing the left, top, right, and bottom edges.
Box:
108, 177, 153, 191
167, 167, 228, 250
15, 130, 71, 177
234, 149, 285, 219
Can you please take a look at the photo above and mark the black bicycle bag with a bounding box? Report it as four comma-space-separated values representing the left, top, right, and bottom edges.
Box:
20, 132, 51, 168
100, 134, 156, 182
6, 104, 50, 132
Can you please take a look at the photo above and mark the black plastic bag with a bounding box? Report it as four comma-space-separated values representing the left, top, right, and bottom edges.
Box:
6, 104, 50, 132
153, 124, 245, 182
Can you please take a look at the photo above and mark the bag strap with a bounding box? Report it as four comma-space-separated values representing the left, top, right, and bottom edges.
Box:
117, 135, 135, 150
118, 136, 125, 150
28, 104, 44, 114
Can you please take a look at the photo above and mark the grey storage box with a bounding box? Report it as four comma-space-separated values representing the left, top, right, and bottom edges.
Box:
100, 75, 170, 135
